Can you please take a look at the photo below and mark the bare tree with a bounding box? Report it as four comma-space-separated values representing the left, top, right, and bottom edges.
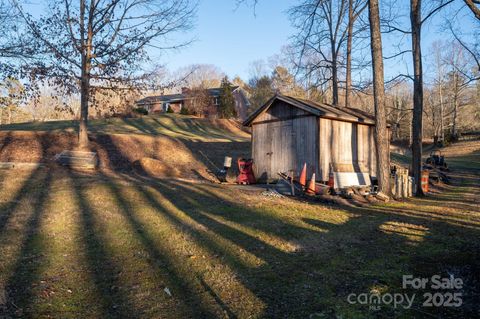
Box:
175, 64, 225, 89
444, 42, 472, 138
184, 86, 212, 117
386, 81, 412, 141
13, 0, 196, 148
367, 0, 390, 196
431, 41, 447, 142
464, 0, 480, 19
345, 0, 367, 108
290, 0, 349, 106
409, 0, 453, 196
0, 77, 24, 125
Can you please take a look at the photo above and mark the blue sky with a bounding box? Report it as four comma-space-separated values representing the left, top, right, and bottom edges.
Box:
159, 0, 478, 84
161, 0, 296, 80
22, 0, 479, 84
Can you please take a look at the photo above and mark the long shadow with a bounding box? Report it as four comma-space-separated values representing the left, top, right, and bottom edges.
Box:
133, 179, 399, 317
67, 169, 138, 318
122, 117, 160, 136
143, 178, 480, 317
91, 134, 133, 171
0, 133, 55, 233
0, 167, 46, 234
3, 170, 53, 317
93, 133, 480, 317
0, 131, 13, 155
2, 132, 58, 317
98, 171, 226, 318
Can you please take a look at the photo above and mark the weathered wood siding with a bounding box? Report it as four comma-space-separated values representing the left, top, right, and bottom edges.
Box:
252, 101, 318, 182
252, 100, 310, 122
251, 100, 378, 182
318, 118, 377, 181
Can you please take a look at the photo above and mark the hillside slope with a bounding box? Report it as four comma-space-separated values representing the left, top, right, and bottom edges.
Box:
0, 115, 251, 180
0, 114, 250, 142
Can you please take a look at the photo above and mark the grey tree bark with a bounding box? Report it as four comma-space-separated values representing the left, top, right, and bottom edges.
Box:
410, 0, 424, 196
368, 0, 391, 196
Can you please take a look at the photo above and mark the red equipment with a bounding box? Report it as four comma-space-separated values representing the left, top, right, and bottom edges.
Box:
237, 158, 256, 184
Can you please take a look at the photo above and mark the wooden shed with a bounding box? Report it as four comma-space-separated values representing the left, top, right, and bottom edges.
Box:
243, 94, 386, 183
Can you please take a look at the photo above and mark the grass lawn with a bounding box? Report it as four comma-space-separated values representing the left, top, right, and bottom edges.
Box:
0, 151, 479, 318
0, 114, 250, 142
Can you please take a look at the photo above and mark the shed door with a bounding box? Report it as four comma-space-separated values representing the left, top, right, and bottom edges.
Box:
252, 117, 318, 182
270, 120, 296, 178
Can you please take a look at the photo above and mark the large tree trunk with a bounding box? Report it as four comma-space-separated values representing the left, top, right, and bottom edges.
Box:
78, 74, 90, 149
345, 0, 354, 108
410, 0, 424, 196
78, 0, 92, 150
368, 0, 391, 196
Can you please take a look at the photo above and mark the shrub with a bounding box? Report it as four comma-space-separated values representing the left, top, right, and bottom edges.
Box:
180, 106, 190, 115
443, 132, 460, 146
166, 105, 174, 113
133, 107, 148, 115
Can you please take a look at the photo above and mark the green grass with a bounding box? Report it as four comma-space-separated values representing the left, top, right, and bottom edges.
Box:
0, 156, 479, 318
446, 152, 480, 171
0, 114, 249, 142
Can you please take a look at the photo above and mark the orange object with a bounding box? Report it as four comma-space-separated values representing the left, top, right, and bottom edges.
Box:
306, 173, 316, 195
421, 170, 429, 193
299, 163, 307, 187
327, 165, 334, 188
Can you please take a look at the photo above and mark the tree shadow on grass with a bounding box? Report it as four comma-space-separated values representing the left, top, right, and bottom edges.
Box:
0, 132, 56, 234
1, 133, 60, 316
94, 170, 229, 318
75, 133, 480, 317
3, 170, 53, 317
133, 176, 480, 317
65, 169, 139, 318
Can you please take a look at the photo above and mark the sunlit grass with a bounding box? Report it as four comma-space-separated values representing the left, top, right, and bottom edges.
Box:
0, 114, 250, 142
0, 161, 479, 317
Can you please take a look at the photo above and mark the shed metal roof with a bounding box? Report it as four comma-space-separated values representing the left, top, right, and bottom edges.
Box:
243, 94, 378, 126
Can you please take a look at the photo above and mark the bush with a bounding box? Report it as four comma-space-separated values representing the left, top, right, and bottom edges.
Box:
443, 132, 460, 146
166, 105, 174, 113
180, 107, 190, 115
133, 107, 148, 115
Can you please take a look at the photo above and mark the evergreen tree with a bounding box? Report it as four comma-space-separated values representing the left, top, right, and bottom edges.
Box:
248, 75, 275, 110
219, 76, 237, 118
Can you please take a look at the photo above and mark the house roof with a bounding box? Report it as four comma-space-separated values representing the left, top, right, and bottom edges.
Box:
137, 86, 240, 105
243, 94, 379, 126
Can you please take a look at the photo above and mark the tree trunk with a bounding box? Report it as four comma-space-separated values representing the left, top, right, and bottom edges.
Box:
410, 0, 424, 196
439, 83, 444, 142
345, 0, 354, 108
78, 0, 92, 149
331, 54, 339, 106
368, 0, 391, 196
451, 71, 459, 138
78, 74, 90, 149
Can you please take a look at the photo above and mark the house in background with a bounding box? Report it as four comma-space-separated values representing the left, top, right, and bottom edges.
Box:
136, 86, 250, 120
